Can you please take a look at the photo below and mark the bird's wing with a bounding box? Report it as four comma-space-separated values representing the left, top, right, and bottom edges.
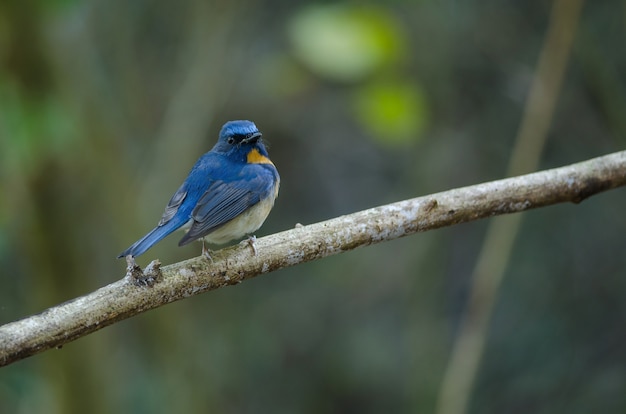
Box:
118, 182, 189, 258
158, 183, 188, 226
179, 171, 274, 244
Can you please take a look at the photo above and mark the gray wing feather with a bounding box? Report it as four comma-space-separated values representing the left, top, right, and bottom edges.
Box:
158, 185, 188, 226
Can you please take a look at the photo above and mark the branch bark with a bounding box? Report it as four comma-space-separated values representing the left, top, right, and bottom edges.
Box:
1, 151, 625, 367
436, 2, 585, 413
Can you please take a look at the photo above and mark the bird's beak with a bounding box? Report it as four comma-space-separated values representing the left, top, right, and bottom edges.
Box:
243, 131, 262, 143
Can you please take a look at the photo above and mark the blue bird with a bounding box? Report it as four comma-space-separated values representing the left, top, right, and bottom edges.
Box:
118, 120, 279, 258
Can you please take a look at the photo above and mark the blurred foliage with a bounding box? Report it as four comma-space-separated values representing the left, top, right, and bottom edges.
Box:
352, 79, 428, 145
288, 4, 425, 144
288, 4, 403, 82
1, 0, 625, 413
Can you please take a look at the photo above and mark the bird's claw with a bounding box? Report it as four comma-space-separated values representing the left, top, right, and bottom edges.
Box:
202, 239, 214, 262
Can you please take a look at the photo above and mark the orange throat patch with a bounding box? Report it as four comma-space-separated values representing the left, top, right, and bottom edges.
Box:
247, 148, 274, 165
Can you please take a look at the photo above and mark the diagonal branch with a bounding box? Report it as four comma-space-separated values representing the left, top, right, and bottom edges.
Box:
436, 2, 586, 413
1, 151, 625, 367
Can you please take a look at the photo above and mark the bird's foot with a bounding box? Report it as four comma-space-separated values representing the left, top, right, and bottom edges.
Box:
202, 239, 214, 262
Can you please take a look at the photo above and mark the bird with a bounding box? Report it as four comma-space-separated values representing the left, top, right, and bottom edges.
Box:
118, 120, 279, 259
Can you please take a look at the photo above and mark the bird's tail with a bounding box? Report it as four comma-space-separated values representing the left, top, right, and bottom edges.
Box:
117, 223, 180, 258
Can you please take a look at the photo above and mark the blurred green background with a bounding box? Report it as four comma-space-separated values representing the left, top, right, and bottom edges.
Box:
1, 0, 625, 413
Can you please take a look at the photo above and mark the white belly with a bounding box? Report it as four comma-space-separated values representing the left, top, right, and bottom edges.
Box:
204, 194, 277, 244
181, 181, 279, 245
180, 178, 279, 246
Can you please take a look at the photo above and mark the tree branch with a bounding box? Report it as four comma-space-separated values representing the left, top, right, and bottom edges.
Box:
436, 2, 585, 413
1, 151, 625, 367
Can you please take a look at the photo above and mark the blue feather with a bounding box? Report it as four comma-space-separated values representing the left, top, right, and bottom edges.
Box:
118, 120, 279, 258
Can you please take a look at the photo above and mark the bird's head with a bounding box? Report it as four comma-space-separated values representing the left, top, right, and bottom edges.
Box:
213, 120, 272, 163
217, 120, 261, 146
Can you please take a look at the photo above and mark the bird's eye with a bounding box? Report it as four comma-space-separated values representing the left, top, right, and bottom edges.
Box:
227, 137, 235, 145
